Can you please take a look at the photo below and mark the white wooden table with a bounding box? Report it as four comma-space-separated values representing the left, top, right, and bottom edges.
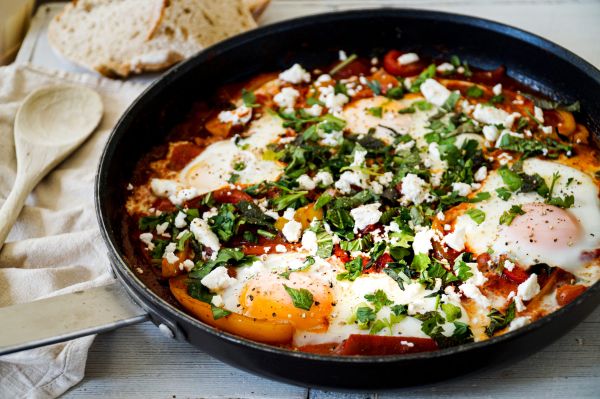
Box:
18, 1, 600, 397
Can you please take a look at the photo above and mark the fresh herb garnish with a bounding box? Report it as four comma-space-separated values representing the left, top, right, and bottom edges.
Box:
499, 205, 526, 225
283, 285, 314, 310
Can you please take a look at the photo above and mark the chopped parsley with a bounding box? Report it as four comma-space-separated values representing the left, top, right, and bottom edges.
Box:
283, 285, 314, 310
499, 205, 526, 225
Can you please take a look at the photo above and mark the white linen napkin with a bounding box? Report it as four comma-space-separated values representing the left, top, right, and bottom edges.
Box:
0, 64, 145, 398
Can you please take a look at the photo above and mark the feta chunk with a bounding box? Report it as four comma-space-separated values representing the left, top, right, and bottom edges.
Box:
492, 83, 502, 96
420, 78, 451, 107
273, 87, 300, 113
459, 283, 490, 307
474, 166, 487, 182
139, 232, 154, 250
482, 125, 499, 142
282, 220, 303, 243
350, 203, 382, 232
335, 170, 368, 194
314, 171, 334, 187
218, 105, 252, 126
517, 273, 540, 301
156, 221, 169, 236
444, 227, 466, 251
472, 103, 510, 125
275, 244, 288, 253
451, 182, 472, 197
533, 106, 545, 123
318, 85, 349, 113
304, 104, 323, 117
174, 211, 188, 228
162, 242, 178, 264
397, 52, 420, 65
297, 174, 317, 190
279, 63, 311, 84
301, 230, 318, 255
400, 173, 430, 205
436, 62, 454, 73
200, 266, 237, 291
412, 228, 435, 255
190, 218, 221, 254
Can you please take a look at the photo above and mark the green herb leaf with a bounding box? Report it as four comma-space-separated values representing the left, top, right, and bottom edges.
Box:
241, 89, 259, 108
283, 285, 314, 310
498, 166, 523, 191
485, 301, 516, 336
364, 289, 393, 312
441, 303, 462, 323
211, 306, 231, 320
367, 106, 383, 117
468, 192, 491, 203
466, 208, 486, 225
337, 257, 363, 281
466, 85, 484, 98
499, 205, 526, 225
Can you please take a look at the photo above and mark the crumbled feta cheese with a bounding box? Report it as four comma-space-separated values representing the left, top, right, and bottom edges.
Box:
482, 125, 499, 142
201, 266, 237, 291
517, 273, 540, 301
420, 78, 451, 107
508, 316, 531, 332
181, 259, 195, 272
283, 208, 296, 220
504, 112, 522, 129
400, 173, 430, 205
335, 170, 368, 194
174, 211, 188, 228
472, 103, 509, 125
351, 149, 367, 167
338, 50, 348, 61
452, 182, 472, 197
474, 166, 488, 182
150, 178, 178, 198
444, 227, 466, 251
218, 105, 252, 126
412, 228, 435, 255
139, 232, 154, 250
127, 183, 134, 190
318, 85, 349, 113
156, 221, 169, 236
503, 259, 515, 272
534, 106, 545, 123
211, 295, 224, 307
465, 261, 488, 287
436, 212, 445, 221
190, 218, 221, 254
492, 83, 502, 96
350, 203, 382, 232
316, 74, 332, 82
396, 140, 415, 151
202, 207, 218, 221
279, 63, 311, 84
297, 174, 317, 190
282, 220, 303, 243
378, 172, 394, 186
436, 62, 454, 73
273, 87, 300, 113
275, 244, 288, 253
370, 181, 383, 195
301, 230, 318, 255
397, 52, 419, 65
320, 129, 344, 146
162, 242, 178, 264
541, 125, 553, 135
314, 171, 334, 187
304, 104, 323, 117
459, 283, 490, 307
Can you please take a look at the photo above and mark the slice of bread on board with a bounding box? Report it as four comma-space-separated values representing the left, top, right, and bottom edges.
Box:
48, 0, 263, 78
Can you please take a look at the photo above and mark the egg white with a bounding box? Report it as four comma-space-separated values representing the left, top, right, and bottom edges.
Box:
453, 158, 600, 279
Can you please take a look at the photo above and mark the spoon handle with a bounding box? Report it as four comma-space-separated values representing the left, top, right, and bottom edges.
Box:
0, 174, 35, 250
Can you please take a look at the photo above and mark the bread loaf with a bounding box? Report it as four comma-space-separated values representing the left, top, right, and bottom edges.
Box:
48, 0, 262, 78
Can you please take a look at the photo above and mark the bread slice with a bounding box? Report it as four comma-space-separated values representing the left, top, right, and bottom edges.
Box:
48, 0, 260, 78
245, 0, 271, 19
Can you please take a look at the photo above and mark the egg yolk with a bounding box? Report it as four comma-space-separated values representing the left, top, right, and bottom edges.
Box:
239, 272, 333, 332
499, 202, 582, 250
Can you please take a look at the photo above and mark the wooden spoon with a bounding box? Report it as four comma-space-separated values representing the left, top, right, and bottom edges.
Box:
0, 85, 103, 250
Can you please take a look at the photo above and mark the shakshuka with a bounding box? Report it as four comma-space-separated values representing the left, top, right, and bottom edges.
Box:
124, 50, 600, 356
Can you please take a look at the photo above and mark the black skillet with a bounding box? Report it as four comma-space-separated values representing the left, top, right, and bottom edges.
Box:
96, 9, 600, 390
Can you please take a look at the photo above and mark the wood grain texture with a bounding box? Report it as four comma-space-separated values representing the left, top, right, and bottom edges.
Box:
24, 0, 595, 397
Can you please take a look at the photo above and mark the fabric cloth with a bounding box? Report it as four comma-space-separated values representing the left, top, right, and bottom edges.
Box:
0, 64, 145, 398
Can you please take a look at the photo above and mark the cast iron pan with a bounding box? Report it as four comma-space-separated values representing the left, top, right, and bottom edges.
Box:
96, 9, 600, 390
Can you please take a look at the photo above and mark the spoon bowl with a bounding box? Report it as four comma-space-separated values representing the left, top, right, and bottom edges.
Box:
0, 85, 103, 249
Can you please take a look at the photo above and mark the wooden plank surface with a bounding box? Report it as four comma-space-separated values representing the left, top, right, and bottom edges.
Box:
19, 0, 600, 397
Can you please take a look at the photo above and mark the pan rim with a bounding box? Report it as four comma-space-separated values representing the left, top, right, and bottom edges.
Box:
96, 7, 600, 364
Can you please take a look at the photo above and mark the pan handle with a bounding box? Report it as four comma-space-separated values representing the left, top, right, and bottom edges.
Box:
0, 282, 148, 356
